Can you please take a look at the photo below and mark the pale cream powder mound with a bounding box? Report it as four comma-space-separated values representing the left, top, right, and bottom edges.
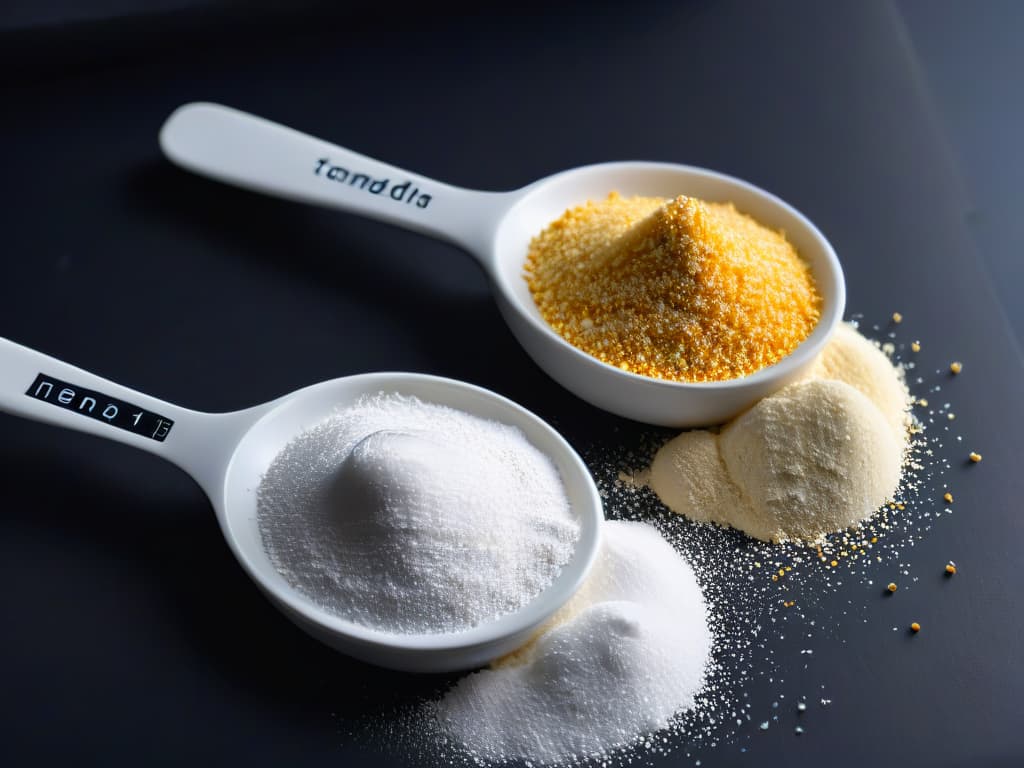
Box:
649, 324, 910, 543
803, 322, 912, 442
647, 430, 745, 527
721, 379, 901, 541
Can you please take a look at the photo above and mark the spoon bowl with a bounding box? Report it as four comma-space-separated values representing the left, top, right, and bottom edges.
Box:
219, 372, 603, 672
161, 103, 845, 426
0, 340, 602, 672
489, 162, 846, 425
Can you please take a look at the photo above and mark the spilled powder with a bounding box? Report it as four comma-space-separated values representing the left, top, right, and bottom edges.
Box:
256, 393, 579, 635
524, 193, 821, 382
435, 520, 712, 764
649, 323, 911, 543
345, 320, 961, 767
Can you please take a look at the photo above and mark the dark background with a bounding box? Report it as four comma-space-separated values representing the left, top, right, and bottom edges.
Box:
1, 2, 1021, 766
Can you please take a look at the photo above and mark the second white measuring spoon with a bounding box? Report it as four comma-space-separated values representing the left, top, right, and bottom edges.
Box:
160, 102, 846, 427
0, 337, 602, 672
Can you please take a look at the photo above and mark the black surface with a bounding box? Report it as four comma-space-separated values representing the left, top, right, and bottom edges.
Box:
897, 0, 1024, 353
1, 2, 1022, 766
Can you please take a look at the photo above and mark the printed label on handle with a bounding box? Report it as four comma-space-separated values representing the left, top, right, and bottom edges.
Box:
313, 158, 432, 209
25, 374, 175, 442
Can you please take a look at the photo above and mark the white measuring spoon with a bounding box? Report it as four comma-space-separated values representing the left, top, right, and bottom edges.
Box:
0, 337, 602, 672
161, 102, 845, 427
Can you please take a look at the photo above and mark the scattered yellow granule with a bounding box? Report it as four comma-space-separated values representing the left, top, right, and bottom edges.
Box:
943, 492, 953, 503
910, 622, 921, 633
945, 563, 957, 575
887, 582, 898, 593
524, 193, 822, 382
892, 312, 903, 323
950, 361, 962, 374
911, 341, 921, 352
969, 452, 982, 463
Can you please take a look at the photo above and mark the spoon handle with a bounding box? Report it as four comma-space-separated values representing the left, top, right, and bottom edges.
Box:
0, 337, 244, 495
160, 102, 510, 257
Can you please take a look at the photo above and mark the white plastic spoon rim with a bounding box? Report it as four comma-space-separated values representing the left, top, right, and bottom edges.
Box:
159, 102, 845, 426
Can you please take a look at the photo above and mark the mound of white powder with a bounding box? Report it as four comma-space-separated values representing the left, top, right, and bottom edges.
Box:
437, 520, 712, 764
257, 393, 580, 635
649, 323, 910, 543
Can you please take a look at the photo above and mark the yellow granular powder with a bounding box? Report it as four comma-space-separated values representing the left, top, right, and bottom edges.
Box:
524, 192, 822, 382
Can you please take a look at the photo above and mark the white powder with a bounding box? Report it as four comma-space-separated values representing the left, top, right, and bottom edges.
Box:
256, 393, 580, 635
437, 520, 712, 764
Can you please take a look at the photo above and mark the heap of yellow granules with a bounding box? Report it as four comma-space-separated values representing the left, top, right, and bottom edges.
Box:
524, 192, 822, 382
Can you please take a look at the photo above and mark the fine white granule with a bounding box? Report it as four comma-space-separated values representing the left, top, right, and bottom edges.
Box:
256, 393, 580, 635
436, 520, 712, 764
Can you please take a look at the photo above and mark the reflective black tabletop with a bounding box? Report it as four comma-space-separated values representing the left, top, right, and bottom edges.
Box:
1, 2, 1021, 766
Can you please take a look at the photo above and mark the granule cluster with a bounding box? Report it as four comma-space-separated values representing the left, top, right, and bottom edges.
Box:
525, 193, 822, 382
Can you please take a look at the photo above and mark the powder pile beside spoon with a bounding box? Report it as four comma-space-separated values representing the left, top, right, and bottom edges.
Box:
650, 323, 912, 543
437, 520, 712, 764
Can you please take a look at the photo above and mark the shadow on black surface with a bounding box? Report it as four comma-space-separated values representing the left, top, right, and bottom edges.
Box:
119, 159, 636, 441
122, 161, 491, 333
